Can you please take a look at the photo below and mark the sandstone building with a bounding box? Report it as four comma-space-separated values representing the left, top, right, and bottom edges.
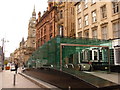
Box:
36, 0, 76, 48
75, 0, 120, 65
10, 7, 36, 65
27, 6, 36, 48
56, 1, 76, 37
36, 2, 58, 48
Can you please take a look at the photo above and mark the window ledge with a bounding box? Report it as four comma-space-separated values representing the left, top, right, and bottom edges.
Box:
101, 17, 107, 21
77, 11, 81, 14
83, 7, 88, 11
84, 25, 89, 27
91, 2, 96, 6
112, 12, 120, 16
92, 21, 97, 24
78, 27, 82, 30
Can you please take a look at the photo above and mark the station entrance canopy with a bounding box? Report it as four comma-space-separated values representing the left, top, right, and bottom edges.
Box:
27, 36, 113, 70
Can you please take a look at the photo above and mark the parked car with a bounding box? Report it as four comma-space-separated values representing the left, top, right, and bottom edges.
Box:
10, 63, 15, 71
5, 66, 10, 70
5, 63, 11, 70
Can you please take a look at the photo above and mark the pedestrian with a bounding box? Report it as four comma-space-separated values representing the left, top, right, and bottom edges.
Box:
22, 62, 25, 69
15, 62, 18, 74
2, 65, 4, 70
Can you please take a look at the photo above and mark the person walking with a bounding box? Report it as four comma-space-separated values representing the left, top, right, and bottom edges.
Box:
15, 62, 18, 74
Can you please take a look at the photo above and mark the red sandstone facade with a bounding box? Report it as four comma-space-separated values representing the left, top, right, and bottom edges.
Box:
36, 3, 57, 48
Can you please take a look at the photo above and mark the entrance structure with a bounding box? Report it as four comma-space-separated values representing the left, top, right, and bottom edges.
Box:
27, 36, 113, 72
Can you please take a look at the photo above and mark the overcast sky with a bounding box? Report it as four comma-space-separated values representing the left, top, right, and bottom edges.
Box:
0, 0, 48, 57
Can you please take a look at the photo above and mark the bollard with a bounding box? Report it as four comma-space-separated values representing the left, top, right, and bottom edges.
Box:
13, 74, 16, 86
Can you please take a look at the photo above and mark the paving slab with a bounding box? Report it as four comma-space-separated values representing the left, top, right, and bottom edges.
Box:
0, 70, 40, 89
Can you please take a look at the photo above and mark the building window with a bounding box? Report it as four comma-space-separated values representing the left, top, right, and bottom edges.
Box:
84, 30, 89, 38
84, 14, 88, 26
59, 25, 63, 37
77, 3, 81, 13
40, 38, 42, 44
41, 29, 43, 37
33, 29, 35, 32
113, 22, 120, 38
49, 3, 53, 8
33, 40, 35, 44
39, 30, 40, 38
101, 25, 107, 40
92, 10, 97, 23
84, 0, 88, 9
60, 10, 63, 19
115, 48, 120, 65
78, 31, 82, 37
32, 33, 36, 37
92, 29, 97, 39
50, 23, 52, 32
44, 26, 46, 35
32, 29, 36, 37
78, 18, 82, 28
91, 0, 96, 4
83, 50, 89, 61
101, 5, 107, 19
50, 33, 52, 39
73, 23, 75, 30
72, 8, 74, 15
71, 7, 72, 14
71, 23, 72, 32
44, 36, 46, 43
51, 13, 52, 18
112, 2, 119, 14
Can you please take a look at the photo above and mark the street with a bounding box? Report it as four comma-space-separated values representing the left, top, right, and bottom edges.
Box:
0, 0, 120, 90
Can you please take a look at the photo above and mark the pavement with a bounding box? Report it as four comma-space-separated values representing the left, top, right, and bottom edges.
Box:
84, 71, 120, 85
0, 68, 40, 89
19, 71, 60, 89
0, 67, 60, 90
1, 67, 119, 89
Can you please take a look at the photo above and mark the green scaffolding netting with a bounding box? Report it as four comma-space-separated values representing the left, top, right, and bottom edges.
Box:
27, 36, 113, 69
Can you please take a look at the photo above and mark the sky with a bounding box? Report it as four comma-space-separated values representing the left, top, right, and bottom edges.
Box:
0, 0, 48, 57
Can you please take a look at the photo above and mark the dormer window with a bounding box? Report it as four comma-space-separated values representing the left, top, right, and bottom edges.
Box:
49, 3, 53, 8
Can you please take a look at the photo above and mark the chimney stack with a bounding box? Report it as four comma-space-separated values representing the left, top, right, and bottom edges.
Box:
38, 12, 41, 22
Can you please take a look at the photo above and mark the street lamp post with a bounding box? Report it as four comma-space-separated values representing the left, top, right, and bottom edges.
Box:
1, 38, 9, 70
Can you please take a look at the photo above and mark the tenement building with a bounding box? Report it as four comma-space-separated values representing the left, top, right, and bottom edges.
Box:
36, 0, 76, 48
75, 0, 120, 65
36, 2, 58, 48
